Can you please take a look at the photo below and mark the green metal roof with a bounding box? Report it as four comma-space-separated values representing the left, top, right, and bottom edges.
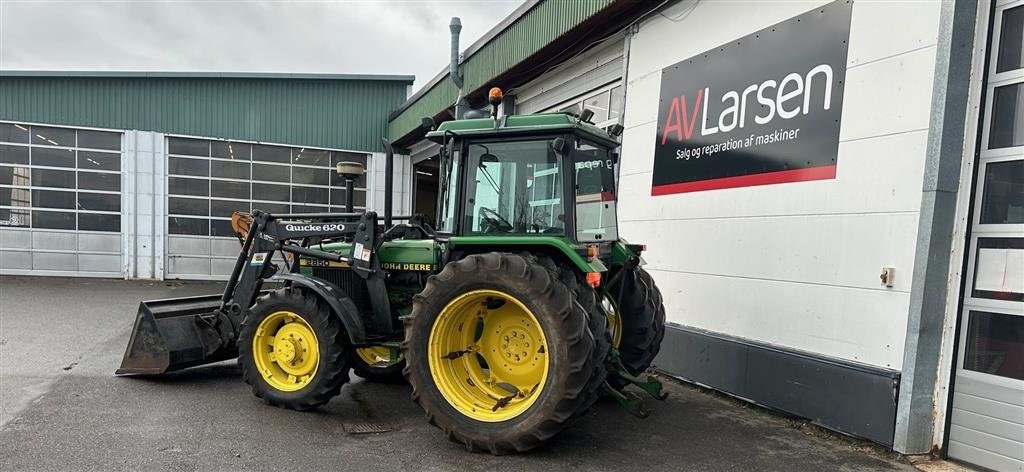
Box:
0, 73, 412, 152
426, 113, 619, 147
388, 0, 620, 143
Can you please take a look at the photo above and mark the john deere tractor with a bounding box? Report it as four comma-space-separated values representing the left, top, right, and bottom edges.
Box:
117, 93, 667, 454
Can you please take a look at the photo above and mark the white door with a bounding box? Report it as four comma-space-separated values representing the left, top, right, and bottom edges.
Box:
0, 122, 124, 277
948, 2, 1024, 471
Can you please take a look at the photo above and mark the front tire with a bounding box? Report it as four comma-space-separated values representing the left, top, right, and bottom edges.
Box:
238, 288, 350, 410
403, 252, 597, 454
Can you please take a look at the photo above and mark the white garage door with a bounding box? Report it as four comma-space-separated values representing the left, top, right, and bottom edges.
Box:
948, 2, 1024, 471
164, 136, 368, 279
0, 121, 123, 277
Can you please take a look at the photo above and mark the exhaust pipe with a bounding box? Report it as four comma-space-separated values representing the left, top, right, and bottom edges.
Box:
382, 138, 393, 228
450, 17, 469, 120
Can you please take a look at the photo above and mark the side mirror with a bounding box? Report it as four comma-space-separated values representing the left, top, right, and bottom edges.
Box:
551, 137, 568, 155
608, 123, 624, 137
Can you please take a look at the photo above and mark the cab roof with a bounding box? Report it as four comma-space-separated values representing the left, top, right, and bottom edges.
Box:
425, 113, 620, 148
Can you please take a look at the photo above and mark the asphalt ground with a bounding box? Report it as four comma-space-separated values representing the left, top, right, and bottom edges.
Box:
0, 276, 915, 471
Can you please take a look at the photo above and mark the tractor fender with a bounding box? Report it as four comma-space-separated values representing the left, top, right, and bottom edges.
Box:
271, 273, 367, 345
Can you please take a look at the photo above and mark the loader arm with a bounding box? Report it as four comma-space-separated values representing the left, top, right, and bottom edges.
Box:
116, 210, 386, 376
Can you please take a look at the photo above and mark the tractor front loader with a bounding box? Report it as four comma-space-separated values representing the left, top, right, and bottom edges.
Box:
116, 91, 667, 453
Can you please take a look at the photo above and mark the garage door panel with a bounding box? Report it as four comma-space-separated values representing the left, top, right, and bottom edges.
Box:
948, 440, 1023, 472
211, 238, 240, 257
948, 424, 1023, 462
167, 256, 211, 276
953, 392, 1024, 425
0, 250, 31, 269
1, 123, 123, 276
78, 233, 121, 252
211, 258, 236, 275
952, 409, 1024, 442
166, 136, 369, 280
955, 375, 1024, 406
78, 253, 121, 273
168, 236, 211, 255
32, 252, 77, 271
32, 231, 77, 251
0, 228, 31, 249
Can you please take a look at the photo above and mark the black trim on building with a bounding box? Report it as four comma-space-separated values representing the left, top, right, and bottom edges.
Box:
655, 324, 901, 446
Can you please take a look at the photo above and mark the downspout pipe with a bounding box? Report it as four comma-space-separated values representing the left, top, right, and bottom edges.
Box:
450, 17, 469, 120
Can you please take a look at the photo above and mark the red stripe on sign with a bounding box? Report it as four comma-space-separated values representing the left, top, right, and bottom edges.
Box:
650, 165, 837, 196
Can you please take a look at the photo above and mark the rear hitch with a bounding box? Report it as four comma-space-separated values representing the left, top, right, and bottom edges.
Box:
603, 381, 649, 418
608, 349, 668, 401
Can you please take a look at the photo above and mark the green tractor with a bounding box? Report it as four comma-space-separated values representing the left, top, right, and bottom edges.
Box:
116, 96, 667, 454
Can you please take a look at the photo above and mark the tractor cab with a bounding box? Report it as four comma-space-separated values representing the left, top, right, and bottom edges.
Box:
425, 109, 623, 245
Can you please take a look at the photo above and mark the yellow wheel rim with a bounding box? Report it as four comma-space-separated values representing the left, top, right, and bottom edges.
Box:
252, 311, 319, 392
356, 346, 400, 366
428, 289, 549, 422
602, 294, 623, 348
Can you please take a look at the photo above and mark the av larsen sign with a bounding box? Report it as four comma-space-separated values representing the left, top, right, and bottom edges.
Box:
652, 1, 853, 195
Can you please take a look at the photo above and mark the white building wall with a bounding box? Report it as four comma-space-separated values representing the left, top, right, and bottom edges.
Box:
618, 0, 943, 369
514, 32, 624, 115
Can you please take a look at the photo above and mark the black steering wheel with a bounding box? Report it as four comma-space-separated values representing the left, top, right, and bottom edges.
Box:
479, 207, 513, 233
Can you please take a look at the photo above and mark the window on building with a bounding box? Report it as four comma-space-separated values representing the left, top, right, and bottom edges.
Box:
546, 84, 624, 132
0, 122, 121, 232
166, 137, 368, 237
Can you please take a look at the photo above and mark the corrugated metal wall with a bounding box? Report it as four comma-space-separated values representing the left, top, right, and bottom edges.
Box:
387, 0, 615, 141
0, 77, 410, 152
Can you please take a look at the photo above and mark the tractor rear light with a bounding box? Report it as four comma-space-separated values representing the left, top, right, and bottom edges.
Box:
586, 245, 599, 261
626, 243, 646, 254
586, 272, 601, 288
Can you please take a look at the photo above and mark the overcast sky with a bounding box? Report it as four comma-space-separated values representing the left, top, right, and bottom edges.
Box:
0, 0, 523, 91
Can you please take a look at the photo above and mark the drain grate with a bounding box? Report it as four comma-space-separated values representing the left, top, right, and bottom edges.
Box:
343, 422, 391, 435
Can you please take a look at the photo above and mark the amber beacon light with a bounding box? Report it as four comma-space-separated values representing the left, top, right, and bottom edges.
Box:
488, 87, 503, 105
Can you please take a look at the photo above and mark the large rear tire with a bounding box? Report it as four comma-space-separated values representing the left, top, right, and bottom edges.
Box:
238, 288, 350, 410
528, 254, 609, 417
608, 266, 665, 388
403, 252, 597, 454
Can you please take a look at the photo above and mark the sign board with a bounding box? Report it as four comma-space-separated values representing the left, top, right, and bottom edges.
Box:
652, 1, 853, 195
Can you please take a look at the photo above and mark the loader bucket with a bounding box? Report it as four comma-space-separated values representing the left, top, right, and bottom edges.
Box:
115, 294, 236, 375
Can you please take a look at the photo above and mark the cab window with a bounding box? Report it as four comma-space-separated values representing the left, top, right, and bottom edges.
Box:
574, 140, 618, 241
462, 140, 565, 235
